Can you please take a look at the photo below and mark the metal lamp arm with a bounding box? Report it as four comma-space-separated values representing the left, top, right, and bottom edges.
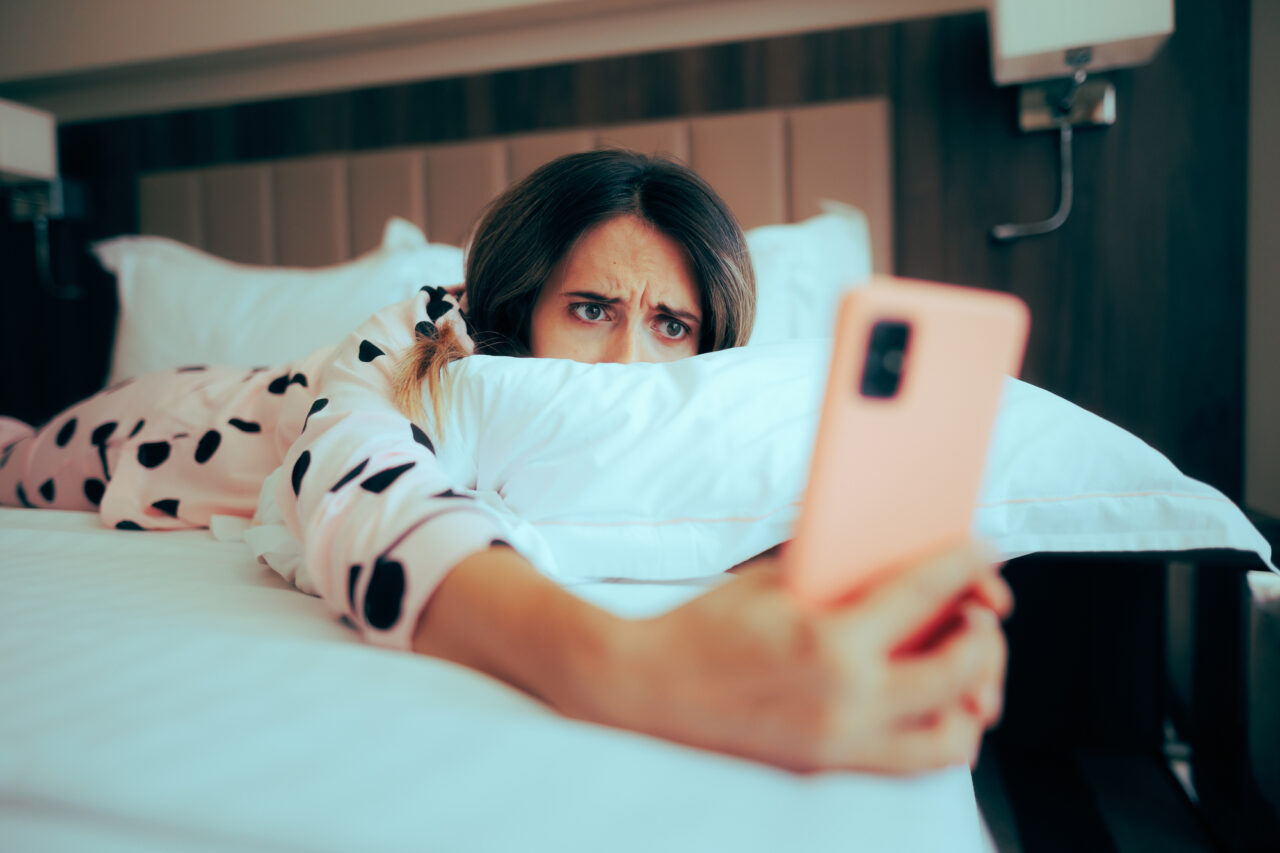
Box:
991, 122, 1074, 242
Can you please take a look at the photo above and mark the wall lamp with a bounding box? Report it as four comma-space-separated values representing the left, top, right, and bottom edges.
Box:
988, 0, 1174, 241
0, 97, 86, 297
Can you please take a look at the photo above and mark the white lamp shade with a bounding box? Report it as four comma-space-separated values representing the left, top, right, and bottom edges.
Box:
991, 0, 1174, 85
0, 97, 57, 182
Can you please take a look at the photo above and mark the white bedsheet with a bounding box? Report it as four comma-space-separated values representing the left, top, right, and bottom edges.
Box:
0, 508, 993, 853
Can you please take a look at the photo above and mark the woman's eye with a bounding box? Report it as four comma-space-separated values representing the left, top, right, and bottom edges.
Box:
657, 318, 689, 340
571, 303, 608, 322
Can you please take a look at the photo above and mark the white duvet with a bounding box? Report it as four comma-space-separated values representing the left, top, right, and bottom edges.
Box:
0, 508, 993, 852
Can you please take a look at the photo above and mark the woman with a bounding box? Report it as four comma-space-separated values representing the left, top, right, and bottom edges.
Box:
0, 150, 1010, 775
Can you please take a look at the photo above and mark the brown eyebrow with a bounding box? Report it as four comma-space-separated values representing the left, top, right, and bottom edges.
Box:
563, 291, 700, 326
657, 303, 700, 326
564, 290, 620, 304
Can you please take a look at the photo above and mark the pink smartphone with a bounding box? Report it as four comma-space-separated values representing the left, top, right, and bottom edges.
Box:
786, 276, 1030, 609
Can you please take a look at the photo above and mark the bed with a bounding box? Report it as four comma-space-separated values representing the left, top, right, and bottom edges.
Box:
2, 87, 1277, 852
0, 507, 994, 853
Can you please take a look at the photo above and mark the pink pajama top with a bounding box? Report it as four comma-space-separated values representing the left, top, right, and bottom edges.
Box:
0, 286, 508, 651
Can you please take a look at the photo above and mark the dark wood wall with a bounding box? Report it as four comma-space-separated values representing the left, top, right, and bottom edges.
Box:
0, 0, 1250, 503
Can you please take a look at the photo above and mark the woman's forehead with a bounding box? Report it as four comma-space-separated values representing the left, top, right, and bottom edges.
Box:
554, 215, 700, 312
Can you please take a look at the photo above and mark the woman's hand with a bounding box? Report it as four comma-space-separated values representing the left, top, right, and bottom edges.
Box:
588, 541, 1009, 774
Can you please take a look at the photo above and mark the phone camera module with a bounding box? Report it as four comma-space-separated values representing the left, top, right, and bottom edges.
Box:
859, 320, 911, 399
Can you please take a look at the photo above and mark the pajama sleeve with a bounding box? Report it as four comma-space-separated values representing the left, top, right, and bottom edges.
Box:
275, 287, 508, 652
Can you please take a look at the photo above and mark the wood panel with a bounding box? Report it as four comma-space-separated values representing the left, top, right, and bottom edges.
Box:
201, 164, 274, 265
689, 112, 788, 229
273, 157, 349, 266
507, 130, 595, 184
595, 120, 690, 162
424, 141, 507, 248
348, 149, 427, 255
790, 99, 893, 273
138, 171, 203, 249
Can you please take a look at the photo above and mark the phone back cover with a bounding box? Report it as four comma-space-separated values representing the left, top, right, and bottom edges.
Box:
787, 277, 1030, 606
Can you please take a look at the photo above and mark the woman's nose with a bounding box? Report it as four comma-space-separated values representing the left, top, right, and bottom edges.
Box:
608, 325, 644, 364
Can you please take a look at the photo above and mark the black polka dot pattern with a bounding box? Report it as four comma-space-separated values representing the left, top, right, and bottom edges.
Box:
150, 498, 180, 518
55, 418, 77, 447
302, 398, 329, 432
421, 285, 453, 322
347, 564, 362, 610
364, 556, 406, 630
330, 458, 369, 492
16, 483, 34, 508
115, 520, 143, 531
288, 373, 308, 389
83, 478, 105, 506
433, 489, 469, 499
91, 421, 117, 480
267, 374, 291, 394
195, 430, 221, 464
358, 340, 385, 362
415, 321, 438, 341
291, 451, 311, 496
0, 443, 14, 468
91, 422, 117, 445
491, 539, 512, 549
360, 462, 416, 494
128, 419, 146, 438
39, 479, 55, 502
137, 441, 171, 468
228, 418, 261, 433
410, 423, 434, 453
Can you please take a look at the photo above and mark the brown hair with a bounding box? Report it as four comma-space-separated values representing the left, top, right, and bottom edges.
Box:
393, 149, 756, 426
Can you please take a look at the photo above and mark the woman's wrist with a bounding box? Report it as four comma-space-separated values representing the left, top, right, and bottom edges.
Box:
411, 545, 638, 722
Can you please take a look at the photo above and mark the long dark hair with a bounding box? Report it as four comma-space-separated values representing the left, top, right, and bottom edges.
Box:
394, 149, 756, 423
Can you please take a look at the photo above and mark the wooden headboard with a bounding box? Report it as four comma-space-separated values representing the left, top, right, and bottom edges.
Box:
135, 98, 891, 272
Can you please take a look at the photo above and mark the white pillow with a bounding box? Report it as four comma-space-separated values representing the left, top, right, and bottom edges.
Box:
420, 340, 1275, 581
95, 207, 867, 384
243, 338, 1274, 606
93, 219, 464, 383
746, 201, 873, 344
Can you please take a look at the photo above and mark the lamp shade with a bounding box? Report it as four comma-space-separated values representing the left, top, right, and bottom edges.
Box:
990, 0, 1174, 85
0, 97, 57, 183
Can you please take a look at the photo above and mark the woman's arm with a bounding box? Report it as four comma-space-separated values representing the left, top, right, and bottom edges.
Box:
278, 291, 510, 651
413, 541, 1012, 774
412, 545, 626, 718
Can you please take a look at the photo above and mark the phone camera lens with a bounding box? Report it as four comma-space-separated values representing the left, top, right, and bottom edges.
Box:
860, 320, 911, 399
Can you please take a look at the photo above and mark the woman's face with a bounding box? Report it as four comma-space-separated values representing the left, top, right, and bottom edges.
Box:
529, 214, 701, 363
